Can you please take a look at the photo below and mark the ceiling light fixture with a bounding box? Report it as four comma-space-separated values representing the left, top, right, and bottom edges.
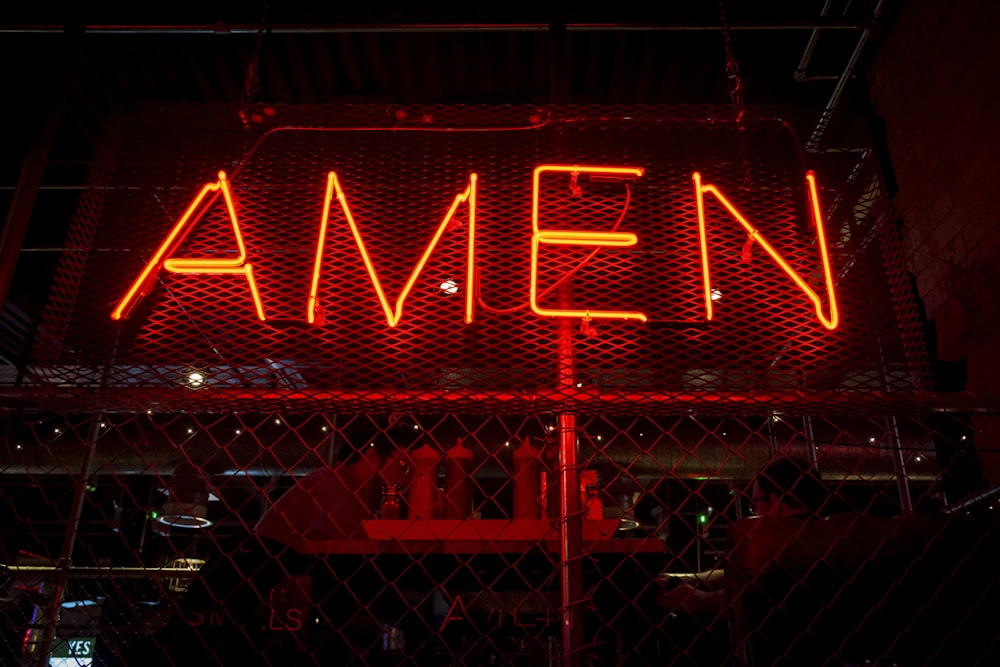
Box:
156, 463, 213, 529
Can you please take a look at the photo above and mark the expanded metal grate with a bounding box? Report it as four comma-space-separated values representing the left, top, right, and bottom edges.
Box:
15, 104, 928, 416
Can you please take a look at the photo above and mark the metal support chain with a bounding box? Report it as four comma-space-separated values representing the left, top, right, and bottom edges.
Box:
718, 1, 751, 187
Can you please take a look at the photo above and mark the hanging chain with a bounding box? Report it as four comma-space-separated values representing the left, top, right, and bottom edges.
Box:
718, 1, 751, 189
239, 1, 272, 130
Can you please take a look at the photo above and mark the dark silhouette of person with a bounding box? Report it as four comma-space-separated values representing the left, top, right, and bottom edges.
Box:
123, 426, 411, 666
659, 456, 828, 618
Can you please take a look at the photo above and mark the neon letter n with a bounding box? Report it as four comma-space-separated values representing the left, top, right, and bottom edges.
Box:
693, 170, 839, 329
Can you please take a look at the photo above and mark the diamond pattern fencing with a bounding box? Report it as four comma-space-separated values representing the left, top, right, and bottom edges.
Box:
2, 412, 998, 665
1, 104, 996, 665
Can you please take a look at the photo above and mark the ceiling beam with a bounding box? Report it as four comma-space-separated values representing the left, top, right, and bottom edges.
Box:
1, 19, 868, 36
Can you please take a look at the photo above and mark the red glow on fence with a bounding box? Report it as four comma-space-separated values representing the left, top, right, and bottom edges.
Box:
110, 171, 266, 321
530, 165, 648, 322
308, 171, 478, 327
693, 170, 839, 330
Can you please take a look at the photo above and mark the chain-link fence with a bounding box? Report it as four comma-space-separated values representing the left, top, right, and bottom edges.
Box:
2, 104, 997, 665
2, 412, 997, 665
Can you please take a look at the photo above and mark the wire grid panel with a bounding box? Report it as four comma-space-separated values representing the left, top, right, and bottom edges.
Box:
19, 104, 929, 416
2, 411, 998, 665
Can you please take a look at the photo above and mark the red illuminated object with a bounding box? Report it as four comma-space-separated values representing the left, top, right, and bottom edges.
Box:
111, 171, 265, 321
110, 166, 837, 330
530, 165, 648, 322
694, 170, 839, 330
309, 171, 478, 326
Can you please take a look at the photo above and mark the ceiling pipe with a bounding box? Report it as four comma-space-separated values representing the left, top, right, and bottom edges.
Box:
805, 0, 888, 152
1, 431, 931, 482
793, 0, 843, 82
0, 19, 867, 36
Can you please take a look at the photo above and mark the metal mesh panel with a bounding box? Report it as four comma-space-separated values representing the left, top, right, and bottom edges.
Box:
11, 104, 928, 416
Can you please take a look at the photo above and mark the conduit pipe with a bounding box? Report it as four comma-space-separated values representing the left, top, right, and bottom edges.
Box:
806, 0, 888, 151
793, 0, 842, 83
1, 430, 931, 481
0, 20, 865, 36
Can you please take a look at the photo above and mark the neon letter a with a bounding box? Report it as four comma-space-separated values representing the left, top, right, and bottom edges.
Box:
110, 171, 266, 321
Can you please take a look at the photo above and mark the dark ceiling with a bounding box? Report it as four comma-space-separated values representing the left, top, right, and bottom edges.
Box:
0, 0, 894, 333
1, 1, 890, 158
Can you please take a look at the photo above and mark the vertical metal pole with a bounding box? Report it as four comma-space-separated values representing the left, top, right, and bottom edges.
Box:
887, 416, 913, 512
324, 413, 339, 467
858, 199, 914, 512
555, 312, 583, 665
33, 413, 102, 666
766, 415, 779, 457
31, 329, 116, 666
802, 416, 820, 466
871, 329, 913, 511
558, 411, 583, 665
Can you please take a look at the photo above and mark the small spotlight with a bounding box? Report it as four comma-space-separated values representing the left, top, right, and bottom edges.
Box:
54, 428, 61, 434
413, 424, 420, 430
868, 437, 876, 443
595, 435, 603, 442
60, 599, 99, 609
147, 410, 153, 415
187, 371, 205, 388
16, 444, 22, 450
711, 288, 723, 302
321, 426, 328, 432
915, 455, 922, 462
505, 441, 510, 447
440, 279, 458, 295
100, 422, 106, 428
187, 428, 194, 434
274, 418, 281, 425
235, 429, 242, 435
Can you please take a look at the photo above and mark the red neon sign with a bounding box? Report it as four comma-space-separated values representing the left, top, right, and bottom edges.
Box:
693, 170, 839, 330
110, 171, 266, 321
309, 171, 478, 327
531, 165, 647, 322
110, 166, 839, 330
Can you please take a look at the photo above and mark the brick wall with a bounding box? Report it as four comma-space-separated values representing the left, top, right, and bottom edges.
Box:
869, 0, 1000, 483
